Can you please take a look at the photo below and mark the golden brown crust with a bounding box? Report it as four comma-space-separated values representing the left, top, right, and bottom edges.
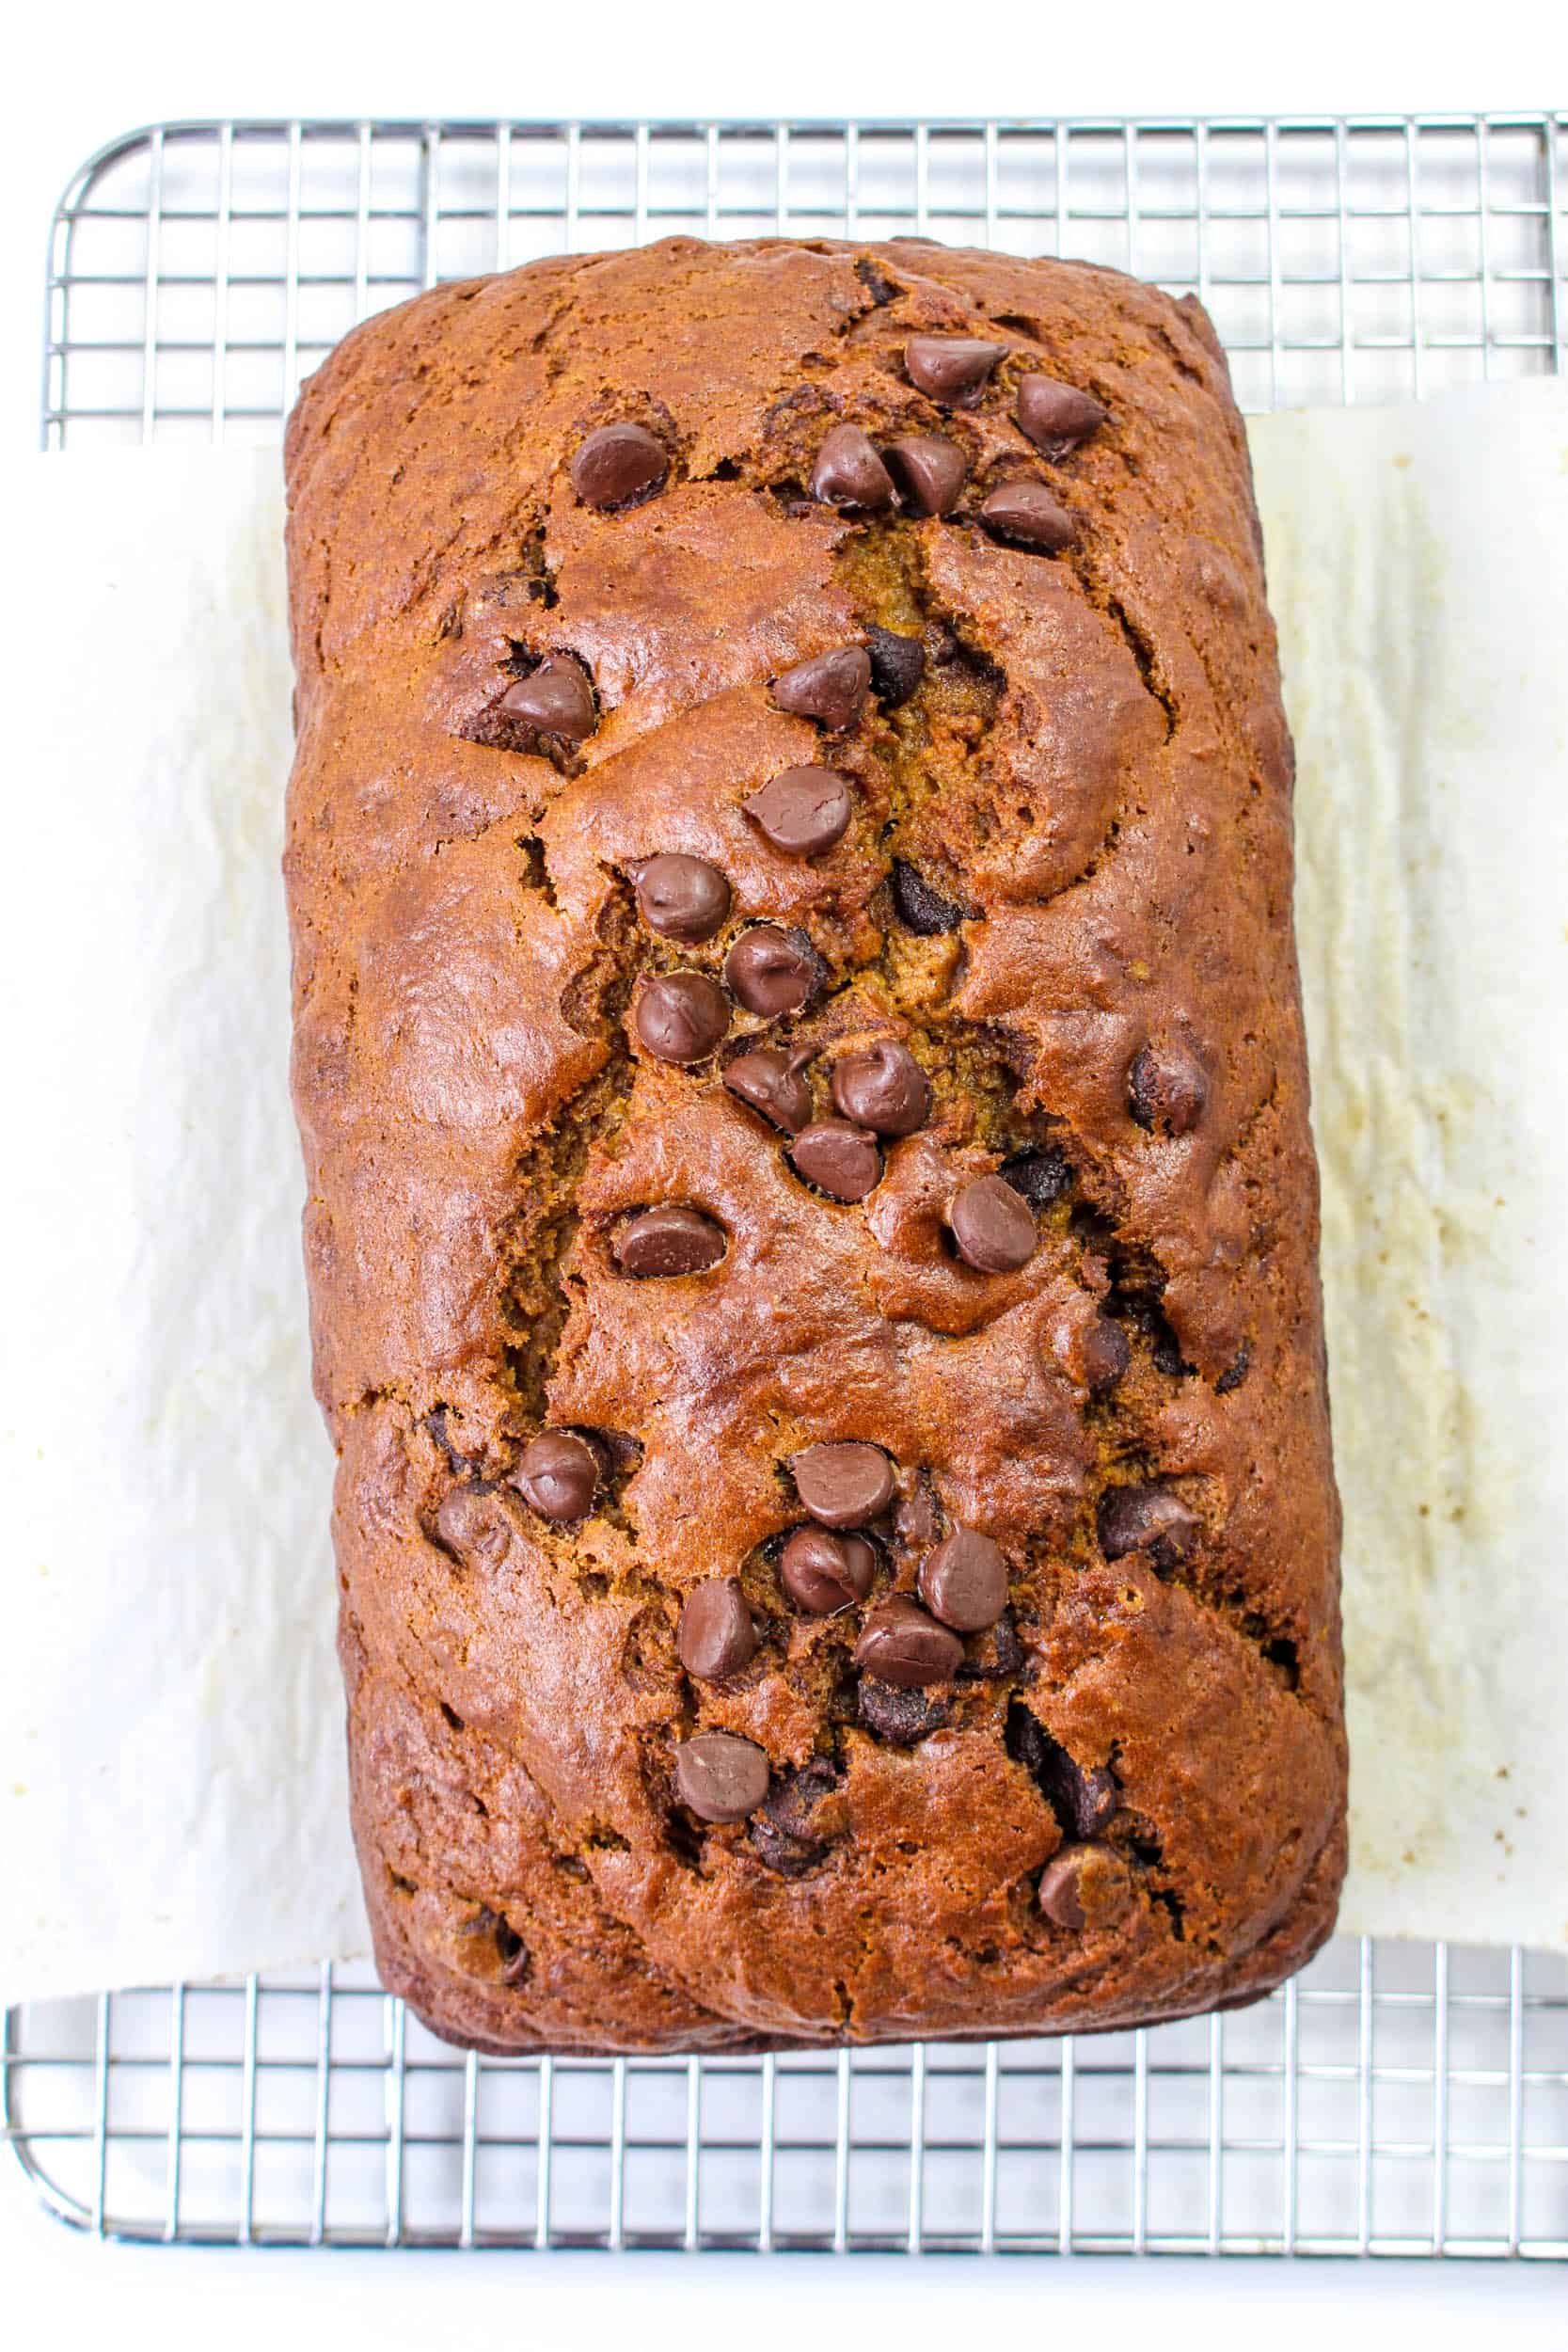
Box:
284, 235, 1345, 2054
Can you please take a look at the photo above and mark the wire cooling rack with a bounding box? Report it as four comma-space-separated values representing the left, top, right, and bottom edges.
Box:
8, 112, 1568, 2259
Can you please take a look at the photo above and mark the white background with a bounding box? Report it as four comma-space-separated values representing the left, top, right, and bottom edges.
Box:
4, 1, 1566, 2342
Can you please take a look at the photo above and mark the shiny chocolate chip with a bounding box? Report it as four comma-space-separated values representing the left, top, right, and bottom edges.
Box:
949, 1174, 1037, 1272
788, 1120, 881, 1201
853, 1597, 963, 1687
677, 1578, 758, 1680
917, 1527, 1008, 1631
809, 423, 895, 510
633, 853, 731, 942
514, 1430, 598, 1522
791, 1441, 895, 1531
1016, 373, 1108, 458
742, 765, 853, 858
769, 645, 871, 733
858, 1676, 951, 1743
724, 925, 821, 1017
723, 1045, 816, 1135
864, 626, 926, 707
634, 971, 730, 1063
890, 857, 964, 934
673, 1731, 769, 1823
830, 1040, 932, 1137
496, 655, 596, 745
1128, 1041, 1209, 1136
883, 434, 969, 516
979, 480, 1077, 551
999, 1147, 1071, 1208
1079, 1316, 1132, 1393
613, 1205, 726, 1278
1098, 1483, 1200, 1570
780, 1526, 877, 1614
570, 421, 668, 510
904, 335, 1006, 406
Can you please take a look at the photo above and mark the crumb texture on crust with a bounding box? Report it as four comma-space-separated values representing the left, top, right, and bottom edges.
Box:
284, 236, 1346, 2054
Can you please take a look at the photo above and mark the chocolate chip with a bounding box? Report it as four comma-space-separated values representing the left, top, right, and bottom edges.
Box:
496, 655, 596, 745
853, 1597, 963, 1687
724, 925, 821, 1017
999, 1147, 1072, 1208
1215, 1340, 1251, 1394
571, 421, 668, 510
1037, 1845, 1089, 1930
633, 853, 731, 942
780, 1526, 877, 1614
613, 1205, 727, 1278
514, 1430, 598, 1522
890, 858, 964, 934
894, 1484, 939, 1550
1079, 1317, 1132, 1393
1016, 374, 1108, 459
434, 1482, 510, 1567
1006, 1705, 1120, 1838
791, 1441, 895, 1529
809, 423, 895, 510
1098, 1483, 1200, 1570
723, 1045, 816, 1134
883, 434, 969, 516
673, 1731, 769, 1823
751, 1756, 842, 1874
676, 1578, 758, 1680
1038, 1843, 1134, 1931
979, 480, 1077, 551
949, 1174, 1037, 1272
1128, 1041, 1209, 1136
830, 1040, 932, 1137
742, 766, 853, 858
917, 1527, 1008, 1631
904, 335, 1006, 406
769, 646, 871, 732
858, 1676, 952, 1743
788, 1120, 881, 1201
634, 971, 730, 1063
864, 626, 926, 707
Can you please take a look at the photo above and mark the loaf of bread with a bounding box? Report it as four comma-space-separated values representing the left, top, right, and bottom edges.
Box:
283, 236, 1345, 2054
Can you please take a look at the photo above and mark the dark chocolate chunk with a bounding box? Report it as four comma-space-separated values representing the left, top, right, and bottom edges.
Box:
1079, 1316, 1132, 1393
495, 655, 596, 745
904, 334, 1006, 406
742, 766, 853, 857
769, 645, 871, 732
999, 1147, 1072, 1208
788, 1120, 881, 1201
979, 480, 1077, 551
949, 1174, 1037, 1272
723, 1044, 816, 1134
792, 1441, 896, 1530
1016, 373, 1108, 459
917, 1527, 1008, 1631
864, 626, 926, 708
676, 1578, 758, 1680
1128, 1041, 1210, 1136
613, 1204, 727, 1278
633, 853, 731, 942
857, 1676, 952, 1743
673, 1731, 769, 1823
634, 971, 730, 1063
830, 1040, 932, 1137
571, 421, 668, 510
853, 1597, 964, 1687
809, 424, 895, 510
724, 925, 821, 1017
514, 1430, 598, 1522
780, 1526, 877, 1614
1098, 1483, 1200, 1571
883, 434, 969, 516
1006, 1705, 1120, 1838
750, 1756, 842, 1875
890, 857, 964, 934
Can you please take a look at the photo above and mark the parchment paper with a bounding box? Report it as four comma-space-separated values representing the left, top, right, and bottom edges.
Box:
3, 387, 1565, 2004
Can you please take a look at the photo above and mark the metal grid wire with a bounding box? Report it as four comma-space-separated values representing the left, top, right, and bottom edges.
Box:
8, 112, 1568, 2258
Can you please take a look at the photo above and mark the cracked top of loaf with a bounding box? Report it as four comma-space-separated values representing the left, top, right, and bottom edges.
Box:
283, 234, 1346, 2054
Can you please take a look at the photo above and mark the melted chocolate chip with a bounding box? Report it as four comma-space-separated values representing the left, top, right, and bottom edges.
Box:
904, 334, 1006, 406
809, 424, 895, 510
751, 1756, 842, 1875
1037, 1845, 1089, 1930
791, 1441, 895, 1530
999, 1148, 1072, 1207
723, 1045, 816, 1134
979, 480, 1077, 551
864, 626, 926, 708
917, 1527, 1008, 1631
1215, 1340, 1252, 1394
673, 1732, 769, 1823
894, 1484, 939, 1551
1128, 1041, 1210, 1136
570, 421, 668, 510
1079, 1316, 1132, 1393
742, 766, 853, 857
633, 853, 731, 942
830, 1040, 932, 1137
434, 1482, 510, 1567
634, 971, 730, 1063
853, 1597, 963, 1687
724, 926, 821, 1017
613, 1205, 727, 1278
780, 1526, 877, 1614
1038, 1842, 1135, 1931
514, 1431, 598, 1522
858, 1676, 952, 1743
1006, 1705, 1120, 1838
788, 1120, 881, 1201
676, 1578, 758, 1680
890, 858, 964, 934
1098, 1483, 1200, 1570
769, 645, 871, 732
495, 655, 595, 745
949, 1174, 1037, 1272
1016, 374, 1108, 459
883, 434, 969, 516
